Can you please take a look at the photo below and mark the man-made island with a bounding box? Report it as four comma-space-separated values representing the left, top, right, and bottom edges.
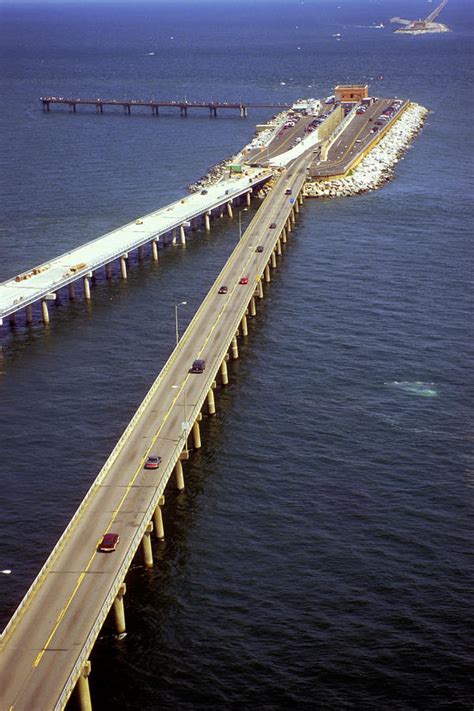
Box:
390, 0, 450, 34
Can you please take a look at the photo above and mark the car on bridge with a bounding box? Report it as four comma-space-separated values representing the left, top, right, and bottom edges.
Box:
269, 222, 277, 229
190, 359, 206, 373
239, 276, 249, 285
256, 246, 264, 253
144, 456, 162, 469
98, 533, 120, 553
218, 285, 228, 294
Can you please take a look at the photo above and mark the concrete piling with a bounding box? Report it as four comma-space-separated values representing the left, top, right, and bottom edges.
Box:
220, 358, 229, 385
142, 522, 154, 568
113, 583, 127, 635
207, 388, 216, 415
76, 661, 92, 711
120, 256, 128, 279
175, 460, 185, 490
249, 296, 257, 317
153, 499, 165, 540
192, 420, 202, 449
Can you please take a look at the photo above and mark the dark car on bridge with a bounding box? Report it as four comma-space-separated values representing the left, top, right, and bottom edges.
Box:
218, 285, 228, 294
144, 456, 162, 469
269, 222, 277, 229
190, 359, 206, 373
98, 533, 120, 553
256, 246, 264, 253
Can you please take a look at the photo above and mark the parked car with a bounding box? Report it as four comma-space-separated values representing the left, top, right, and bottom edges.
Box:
218, 285, 228, 294
190, 359, 206, 373
144, 456, 162, 470
239, 276, 249, 285
98, 533, 120, 553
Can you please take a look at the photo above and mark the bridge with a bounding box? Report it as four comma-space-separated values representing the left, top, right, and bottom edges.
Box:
0, 169, 272, 329
0, 150, 310, 711
40, 96, 291, 118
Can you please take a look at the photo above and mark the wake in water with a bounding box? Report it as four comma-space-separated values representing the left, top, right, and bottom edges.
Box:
385, 381, 438, 397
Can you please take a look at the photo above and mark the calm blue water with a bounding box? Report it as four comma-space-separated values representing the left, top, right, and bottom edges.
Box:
0, 1, 473, 708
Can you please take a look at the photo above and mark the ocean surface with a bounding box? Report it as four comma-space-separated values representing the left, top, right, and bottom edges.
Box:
0, 1, 473, 708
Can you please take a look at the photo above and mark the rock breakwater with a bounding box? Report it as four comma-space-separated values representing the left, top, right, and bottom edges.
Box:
304, 102, 429, 199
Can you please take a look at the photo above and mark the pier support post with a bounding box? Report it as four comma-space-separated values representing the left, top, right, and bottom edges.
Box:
220, 358, 229, 385
204, 212, 211, 232
227, 202, 233, 218
175, 460, 185, 491
153, 497, 165, 540
231, 335, 239, 359
76, 661, 92, 711
192, 421, 202, 450
299, 192, 304, 206
120, 256, 128, 280
257, 278, 264, 299
286, 218, 292, 233
271, 251, 277, 269
152, 240, 159, 262
276, 237, 282, 256
113, 583, 127, 636
249, 296, 257, 317
26, 305, 33, 324
264, 265, 271, 283
180, 225, 186, 246
142, 522, 154, 568
207, 388, 216, 415
240, 314, 248, 337
246, 191, 251, 207
291, 209, 296, 225
138, 245, 145, 261
106, 263, 113, 279
282, 227, 287, 244
83, 277, 91, 301
294, 199, 300, 214
69, 283, 75, 299
41, 300, 50, 325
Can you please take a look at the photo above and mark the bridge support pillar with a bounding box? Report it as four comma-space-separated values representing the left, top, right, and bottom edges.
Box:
299, 192, 304, 206
294, 199, 300, 214
83, 277, 91, 301
175, 460, 185, 490
25, 305, 33, 324
271, 251, 277, 269
264, 265, 271, 283
240, 314, 248, 337
180, 225, 186, 246
142, 522, 154, 568
276, 237, 282, 256
282, 227, 287, 244
246, 191, 251, 207
291, 209, 296, 225
207, 388, 216, 415
106, 263, 113, 279
76, 661, 92, 711
257, 278, 264, 299
204, 212, 211, 231
138, 245, 145, 260
192, 420, 202, 449
286, 218, 292, 233
249, 296, 257, 317
120, 256, 128, 280
41, 300, 50, 325
153, 497, 165, 540
69, 283, 75, 299
113, 583, 127, 636
231, 335, 239, 360
152, 240, 159, 262
227, 202, 233, 219
220, 358, 229, 385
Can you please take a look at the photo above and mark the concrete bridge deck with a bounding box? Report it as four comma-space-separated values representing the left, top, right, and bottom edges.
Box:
0, 152, 310, 711
0, 169, 271, 327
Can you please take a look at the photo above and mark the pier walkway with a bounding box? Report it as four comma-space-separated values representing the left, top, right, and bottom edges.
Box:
0, 151, 310, 711
40, 96, 291, 118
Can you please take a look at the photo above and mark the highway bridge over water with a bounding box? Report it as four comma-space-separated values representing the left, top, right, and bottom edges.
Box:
0, 148, 310, 711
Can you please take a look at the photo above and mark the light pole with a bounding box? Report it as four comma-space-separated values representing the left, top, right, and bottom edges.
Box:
175, 301, 187, 347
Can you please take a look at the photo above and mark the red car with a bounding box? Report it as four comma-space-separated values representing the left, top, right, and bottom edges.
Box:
239, 276, 249, 285
144, 455, 162, 469
98, 533, 120, 553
